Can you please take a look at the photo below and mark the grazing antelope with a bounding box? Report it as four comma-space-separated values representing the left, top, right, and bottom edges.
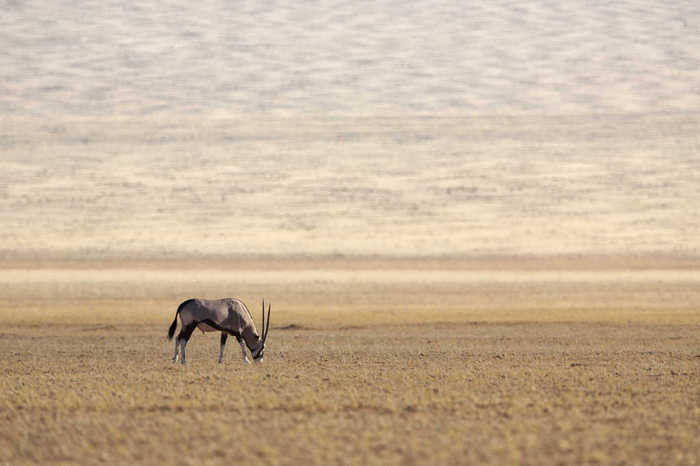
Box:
168, 298, 271, 365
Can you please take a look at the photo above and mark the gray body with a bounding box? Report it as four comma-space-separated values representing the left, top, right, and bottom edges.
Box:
168, 298, 270, 364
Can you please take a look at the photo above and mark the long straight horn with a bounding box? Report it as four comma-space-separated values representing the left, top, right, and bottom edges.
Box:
263, 302, 271, 343
261, 299, 265, 340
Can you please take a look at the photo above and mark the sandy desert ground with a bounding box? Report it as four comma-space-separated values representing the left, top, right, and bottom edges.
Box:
2, 113, 699, 259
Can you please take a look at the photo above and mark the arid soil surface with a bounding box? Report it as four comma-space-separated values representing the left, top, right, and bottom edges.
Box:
1, 257, 698, 465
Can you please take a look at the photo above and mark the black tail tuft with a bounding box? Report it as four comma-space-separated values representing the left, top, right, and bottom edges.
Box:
168, 316, 178, 340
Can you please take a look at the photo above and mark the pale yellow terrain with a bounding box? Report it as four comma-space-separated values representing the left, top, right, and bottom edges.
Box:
2, 114, 700, 259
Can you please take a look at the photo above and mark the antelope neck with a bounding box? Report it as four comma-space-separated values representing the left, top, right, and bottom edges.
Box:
242, 327, 261, 352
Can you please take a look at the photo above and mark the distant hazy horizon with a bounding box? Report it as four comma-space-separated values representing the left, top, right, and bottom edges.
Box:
2, 0, 699, 116
1, 0, 699, 259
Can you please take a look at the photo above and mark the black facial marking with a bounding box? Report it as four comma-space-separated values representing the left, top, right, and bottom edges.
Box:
253, 347, 264, 360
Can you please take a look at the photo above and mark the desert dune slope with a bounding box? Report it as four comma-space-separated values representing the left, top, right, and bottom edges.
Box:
2, 0, 699, 116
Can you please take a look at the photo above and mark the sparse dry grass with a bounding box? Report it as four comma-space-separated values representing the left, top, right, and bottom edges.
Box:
1, 257, 698, 465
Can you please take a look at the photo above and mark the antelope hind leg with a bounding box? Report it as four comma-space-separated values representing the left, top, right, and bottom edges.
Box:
177, 322, 196, 365
172, 337, 179, 362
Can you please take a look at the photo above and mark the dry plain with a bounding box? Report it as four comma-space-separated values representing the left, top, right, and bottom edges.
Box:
2, 0, 700, 464
1, 256, 698, 465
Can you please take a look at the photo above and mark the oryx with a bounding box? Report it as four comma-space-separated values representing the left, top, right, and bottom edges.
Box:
167, 298, 270, 365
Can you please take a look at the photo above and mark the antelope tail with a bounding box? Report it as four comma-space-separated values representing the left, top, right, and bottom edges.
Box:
168, 300, 189, 340
168, 314, 178, 340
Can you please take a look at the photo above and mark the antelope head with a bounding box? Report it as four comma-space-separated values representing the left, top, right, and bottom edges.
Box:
252, 300, 271, 363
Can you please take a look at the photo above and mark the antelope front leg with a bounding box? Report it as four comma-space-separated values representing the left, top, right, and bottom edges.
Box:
236, 336, 251, 364
219, 333, 228, 364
